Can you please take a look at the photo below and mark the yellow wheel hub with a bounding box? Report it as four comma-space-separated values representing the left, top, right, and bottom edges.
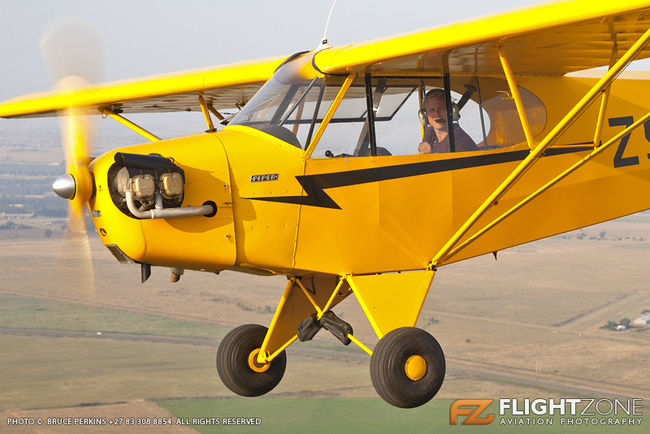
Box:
404, 355, 427, 381
248, 348, 270, 373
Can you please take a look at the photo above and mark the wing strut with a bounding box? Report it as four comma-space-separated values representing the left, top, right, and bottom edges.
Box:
430, 26, 650, 268
198, 93, 216, 132
101, 109, 161, 142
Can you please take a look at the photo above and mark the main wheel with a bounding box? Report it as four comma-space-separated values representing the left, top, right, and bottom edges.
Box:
370, 327, 445, 408
216, 324, 286, 397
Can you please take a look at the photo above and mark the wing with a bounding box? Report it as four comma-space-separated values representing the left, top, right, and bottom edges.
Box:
0, 56, 285, 118
314, 0, 650, 76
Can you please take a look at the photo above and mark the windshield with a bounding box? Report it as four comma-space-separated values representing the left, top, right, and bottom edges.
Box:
230, 53, 331, 149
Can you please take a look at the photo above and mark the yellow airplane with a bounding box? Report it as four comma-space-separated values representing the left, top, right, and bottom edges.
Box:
2, 0, 650, 408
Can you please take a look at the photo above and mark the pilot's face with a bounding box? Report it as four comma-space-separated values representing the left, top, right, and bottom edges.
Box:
424, 95, 447, 128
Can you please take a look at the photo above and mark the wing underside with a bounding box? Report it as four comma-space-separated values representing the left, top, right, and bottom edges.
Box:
0, 57, 284, 118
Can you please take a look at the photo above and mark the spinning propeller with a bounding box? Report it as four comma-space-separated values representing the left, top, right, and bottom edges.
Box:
52, 93, 93, 214
43, 18, 103, 302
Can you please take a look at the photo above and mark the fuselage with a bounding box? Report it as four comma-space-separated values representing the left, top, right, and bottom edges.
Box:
87, 69, 650, 277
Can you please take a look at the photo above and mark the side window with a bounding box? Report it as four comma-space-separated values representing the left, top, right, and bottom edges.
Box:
373, 83, 421, 156
310, 81, 369, 158
477, 77, 547, 148
311, 76, 490, 157
449, 79, 491, 149
312, 77, 426, 158
374, 81, 491, 155
309, 75, 545, 158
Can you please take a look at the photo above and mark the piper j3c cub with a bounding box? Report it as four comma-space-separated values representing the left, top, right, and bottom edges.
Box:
3, 0, 650, 408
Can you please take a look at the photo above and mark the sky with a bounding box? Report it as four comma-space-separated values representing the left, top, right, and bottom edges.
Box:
0, 0, 546, 100
1, 0, 648, 147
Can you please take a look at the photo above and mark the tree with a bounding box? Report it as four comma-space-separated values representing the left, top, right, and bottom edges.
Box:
601, 321, 618, 330
620, 318, 631, 328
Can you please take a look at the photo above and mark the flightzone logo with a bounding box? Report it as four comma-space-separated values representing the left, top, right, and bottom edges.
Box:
450, 400, 495, 425
450, 398, 643, 426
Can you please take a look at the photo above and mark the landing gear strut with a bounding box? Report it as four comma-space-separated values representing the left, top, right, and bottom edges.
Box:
216, 273, 445, 408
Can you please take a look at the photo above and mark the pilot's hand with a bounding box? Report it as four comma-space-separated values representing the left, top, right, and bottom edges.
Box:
418, 141, 432, 154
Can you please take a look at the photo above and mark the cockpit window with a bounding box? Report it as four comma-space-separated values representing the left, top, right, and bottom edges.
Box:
309, 74, 546, 158
230, 54, 336, 149
231, 57, 547, 156
475, 77, 546, 147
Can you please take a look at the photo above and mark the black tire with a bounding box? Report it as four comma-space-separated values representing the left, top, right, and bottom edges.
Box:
216, 324, 286, 397
370, 327, 445, 408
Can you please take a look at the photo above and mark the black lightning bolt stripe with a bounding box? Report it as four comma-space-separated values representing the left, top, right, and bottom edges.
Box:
250, 145, 593, 209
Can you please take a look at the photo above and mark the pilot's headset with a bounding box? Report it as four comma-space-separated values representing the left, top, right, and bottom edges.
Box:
418, 89, 460, 126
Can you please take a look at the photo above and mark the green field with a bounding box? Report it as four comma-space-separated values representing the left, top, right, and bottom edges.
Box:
0, 294, 363, 410
0, 334, 218, 410
157, 397, 647, 434
0, 293, 228, 340
0, 294, 354, 356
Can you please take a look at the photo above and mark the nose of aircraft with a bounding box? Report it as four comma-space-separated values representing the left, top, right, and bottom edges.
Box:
52, 173, 77, 199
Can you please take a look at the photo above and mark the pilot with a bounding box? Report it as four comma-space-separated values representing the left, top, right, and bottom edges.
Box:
418, 89, 477, 154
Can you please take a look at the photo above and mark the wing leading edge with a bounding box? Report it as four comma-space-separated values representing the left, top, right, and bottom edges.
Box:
0, 56, 284, 119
